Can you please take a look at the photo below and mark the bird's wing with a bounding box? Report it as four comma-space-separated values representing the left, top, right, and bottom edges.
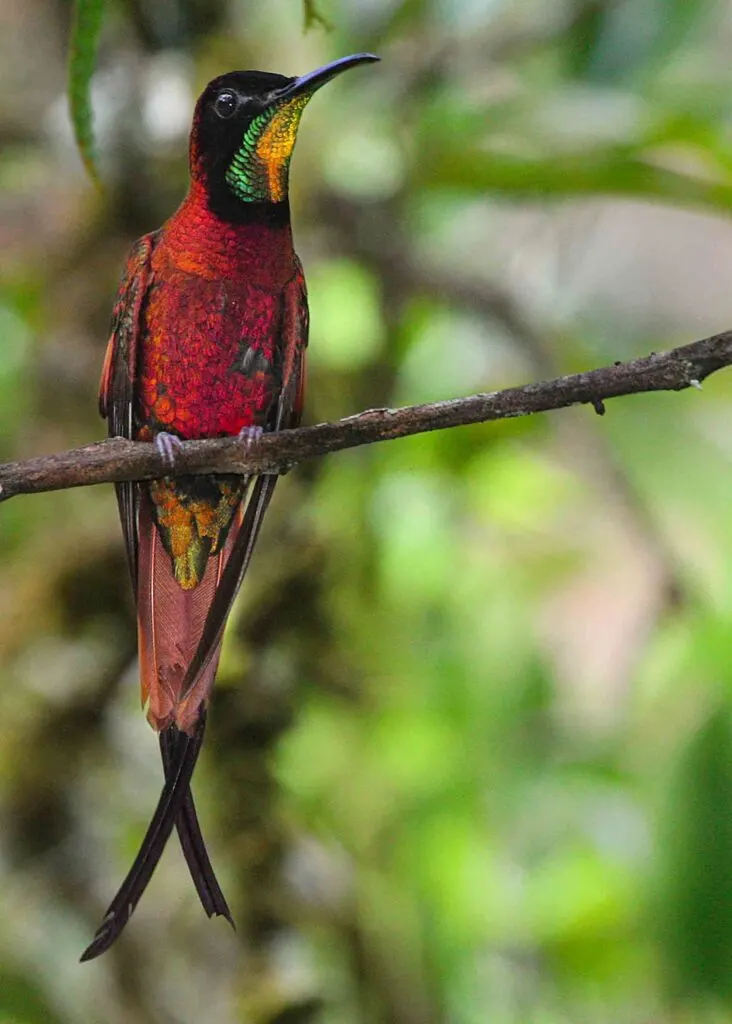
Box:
99, 231, 158, 588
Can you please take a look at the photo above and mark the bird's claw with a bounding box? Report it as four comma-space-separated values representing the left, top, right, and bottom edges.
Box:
155, 432, 185, 468
238, 425, 264, 449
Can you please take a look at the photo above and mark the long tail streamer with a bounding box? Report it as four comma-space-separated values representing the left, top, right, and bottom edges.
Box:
81, 711, 210, 962
159, 726, 233, 923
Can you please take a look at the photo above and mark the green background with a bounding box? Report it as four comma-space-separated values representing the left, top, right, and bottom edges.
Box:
3, 0, 732, 1020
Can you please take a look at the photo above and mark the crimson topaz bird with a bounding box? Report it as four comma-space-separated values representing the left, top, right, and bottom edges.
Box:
86, 52, 379, 960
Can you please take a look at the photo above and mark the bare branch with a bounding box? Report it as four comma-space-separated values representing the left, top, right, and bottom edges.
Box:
1, 331, 730, 503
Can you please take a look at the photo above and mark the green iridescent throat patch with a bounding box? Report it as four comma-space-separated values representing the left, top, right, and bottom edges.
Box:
225, 95, 310, 203
225, 111, 271, 202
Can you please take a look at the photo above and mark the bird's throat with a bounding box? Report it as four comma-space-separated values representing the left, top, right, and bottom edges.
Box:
225, 94, 309, 204
162, 182, 295, 284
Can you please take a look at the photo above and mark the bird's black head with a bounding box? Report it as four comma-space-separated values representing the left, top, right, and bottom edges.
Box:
189, 54, 379, 214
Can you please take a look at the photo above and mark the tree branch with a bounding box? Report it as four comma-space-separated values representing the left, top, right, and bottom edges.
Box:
1, 331, 730, 503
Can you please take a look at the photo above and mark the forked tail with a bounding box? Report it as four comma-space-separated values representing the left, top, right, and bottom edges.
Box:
80, 710, 208, 962
159, 727, 233, 924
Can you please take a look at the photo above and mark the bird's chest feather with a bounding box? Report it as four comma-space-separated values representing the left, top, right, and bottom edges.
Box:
136, 269, 284, 439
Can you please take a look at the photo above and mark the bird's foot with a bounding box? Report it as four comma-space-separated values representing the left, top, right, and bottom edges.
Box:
155, 431, 185, 468
238, 425, 264, 448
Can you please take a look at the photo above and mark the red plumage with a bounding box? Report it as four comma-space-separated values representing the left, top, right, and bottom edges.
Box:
85, 52, 377, 962
100, 196, 308, 736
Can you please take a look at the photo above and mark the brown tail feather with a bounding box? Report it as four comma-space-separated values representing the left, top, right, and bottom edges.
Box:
80, 713, 207, 961
137, 492, 226, 732
90, 477, 277, 962
178, 476, 278, 713
134, 492, 233, 923
159, 727, 233, 924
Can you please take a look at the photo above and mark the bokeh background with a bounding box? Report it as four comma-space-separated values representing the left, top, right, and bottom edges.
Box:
5, 0, 732, 1020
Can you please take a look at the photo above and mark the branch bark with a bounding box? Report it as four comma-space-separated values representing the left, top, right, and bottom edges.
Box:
2, 330, 730, 503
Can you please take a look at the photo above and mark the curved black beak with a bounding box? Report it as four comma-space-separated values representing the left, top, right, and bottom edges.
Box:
274, 53, 380, 102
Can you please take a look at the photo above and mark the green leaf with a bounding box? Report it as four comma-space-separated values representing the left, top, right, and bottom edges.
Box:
67, 0, 106, 185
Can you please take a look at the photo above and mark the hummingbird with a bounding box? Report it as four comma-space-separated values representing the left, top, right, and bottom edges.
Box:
85, 52, 379, 961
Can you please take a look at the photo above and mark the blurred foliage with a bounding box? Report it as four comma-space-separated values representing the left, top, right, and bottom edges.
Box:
5, 0, 732, 1022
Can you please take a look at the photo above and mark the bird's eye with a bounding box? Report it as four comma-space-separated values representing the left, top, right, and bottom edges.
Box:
213, 91, 238, 118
